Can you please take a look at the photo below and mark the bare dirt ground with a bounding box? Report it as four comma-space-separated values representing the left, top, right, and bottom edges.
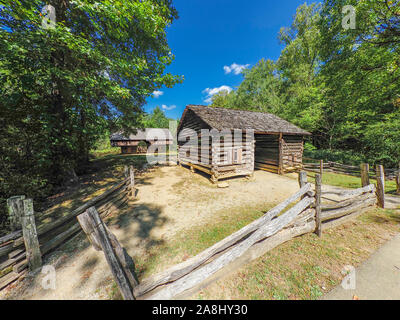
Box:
0, 165, 302, 300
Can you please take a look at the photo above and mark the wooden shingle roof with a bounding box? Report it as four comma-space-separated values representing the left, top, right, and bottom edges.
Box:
181, 105, 311, 135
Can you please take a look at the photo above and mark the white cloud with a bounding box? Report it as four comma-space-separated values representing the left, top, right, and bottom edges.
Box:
161, 104, 177, 111
223, 63, 250, 75
152, 90, 164, 98
203, 85, 233, 103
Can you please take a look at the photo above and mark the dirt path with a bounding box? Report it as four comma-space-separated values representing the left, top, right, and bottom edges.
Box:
322, 232, 400, 300
1, 166, 300, 300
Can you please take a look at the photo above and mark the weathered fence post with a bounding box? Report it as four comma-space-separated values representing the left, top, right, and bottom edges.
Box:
21, 199, 42, 271
360, 163, 370, 187
77, 207, 136, 300
376, 165, 385, 208
320, 160, 324, 177
298, 170, 307, 188
298, 171, 307, 199
124, 165, 129, 179
6, 195, 25, 231
129, 165, 135, 198
315, 174, 322, 237
396, 171, 400, 195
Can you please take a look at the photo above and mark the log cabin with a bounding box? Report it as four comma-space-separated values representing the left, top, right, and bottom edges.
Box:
177, 105, 311, 183
111, 129, 173, 154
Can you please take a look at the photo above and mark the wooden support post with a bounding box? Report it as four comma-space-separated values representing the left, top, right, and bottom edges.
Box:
315, 174, 322, 237
298, 171, 307, 189
129, 165, 135, 198
360, 163, 370, 187
77, 207, 136, 300
298, 171, 308, 200
7, 195, 25, 231
320, 159, 323, 177
278, 133, 283, 175
21, 199, 42, 271
396, 162, 400, 195
376, 165, 385, 208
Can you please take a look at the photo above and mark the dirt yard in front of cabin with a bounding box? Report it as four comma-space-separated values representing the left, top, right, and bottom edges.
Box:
0, 165, 302, 300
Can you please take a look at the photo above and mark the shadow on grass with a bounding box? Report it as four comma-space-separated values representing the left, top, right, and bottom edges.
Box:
36, 154, 150, 225
362, 208, 400, 225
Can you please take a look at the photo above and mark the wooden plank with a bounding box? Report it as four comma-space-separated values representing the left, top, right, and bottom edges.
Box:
172, 220, 316, 300
134, 183, 312, 297
321, 192, 374, 210
0, 252, 25, 271
278, 133, 283, 175
7, 196, 25, 231
0, 243, 14, 258
8, 248, 24, 259
322, 206, 373, 231
106, 230, 139, 289
0, 231, 22, 246
77, 207, 134, 300
298, 171, 307, 189
145, 196, 314, 300
321, 195, 376, 222
12, 179, 129, 248
315, 174, 322, 237
129, 165, 135, 198
21, 199, 42, 271
361, 163, 370, 187
321, 184, 375, 199
0, 270, 27, 291
40, 222, 82, 256
376, 165, 385, 208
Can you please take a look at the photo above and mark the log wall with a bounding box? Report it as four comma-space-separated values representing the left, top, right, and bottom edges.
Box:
178, 110, 255, 181
254, 134, 305, 174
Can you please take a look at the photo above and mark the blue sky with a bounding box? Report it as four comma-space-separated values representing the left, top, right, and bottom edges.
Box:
144, 0, 309, 120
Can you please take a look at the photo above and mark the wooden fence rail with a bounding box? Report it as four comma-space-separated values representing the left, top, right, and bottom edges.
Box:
1, 164, 383, 299
303, 158, 399, 182
0, 166, 135, 291
73, 170, 380, 300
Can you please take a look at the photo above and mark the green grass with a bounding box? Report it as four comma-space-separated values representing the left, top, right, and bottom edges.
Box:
133, 202, 276, 280
289, 171, 397, 194
127, 196, 399, 300
197, 207, 400, 300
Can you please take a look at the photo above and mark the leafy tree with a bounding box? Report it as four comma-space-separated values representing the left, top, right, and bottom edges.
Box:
213, 1, 399, 167
141, 106, 173, 128
277, 3, 325, 133
234, 59, 282, 113
210, 89, 235, 108
0, 0, 182, 232
319, 0, 400, 164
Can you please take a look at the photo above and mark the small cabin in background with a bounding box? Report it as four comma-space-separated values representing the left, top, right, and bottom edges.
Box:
110, 129, 173, 154
177, 105, 311, 183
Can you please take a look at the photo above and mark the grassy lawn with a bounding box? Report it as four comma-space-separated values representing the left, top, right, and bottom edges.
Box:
287, 171, 398, 195
132, 202, 276, 281
113, 197, 400, 300
195, 207, 400, 300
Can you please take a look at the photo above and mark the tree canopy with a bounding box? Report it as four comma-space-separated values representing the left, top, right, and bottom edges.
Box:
211, 0, 400, 167
0, 0, 182, 230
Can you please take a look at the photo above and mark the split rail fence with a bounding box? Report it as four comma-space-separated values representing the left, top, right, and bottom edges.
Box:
0, 166, 135, 291
303, 158, 400, 196
75, 170, 380, 300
